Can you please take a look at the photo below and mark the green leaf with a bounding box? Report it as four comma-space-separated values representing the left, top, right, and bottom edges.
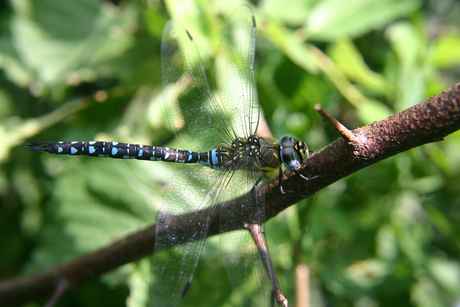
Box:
260, 0, 313, 26
428, 257, 460, 294
428, 30, 460, 69
356, 99, 393, 124
2, 0, 138, 98
307, 0, 421, 41
328, 38, 391, 94
264, 20, 319, 74
385, 21, 427, 110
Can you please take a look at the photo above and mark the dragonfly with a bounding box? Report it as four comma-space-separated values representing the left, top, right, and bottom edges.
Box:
27, 4, 312, 307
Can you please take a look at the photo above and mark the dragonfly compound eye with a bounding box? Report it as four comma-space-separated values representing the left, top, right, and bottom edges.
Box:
279, 136, 307, 172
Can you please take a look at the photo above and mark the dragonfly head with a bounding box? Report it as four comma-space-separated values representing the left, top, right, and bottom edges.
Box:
279, 136, 309, 172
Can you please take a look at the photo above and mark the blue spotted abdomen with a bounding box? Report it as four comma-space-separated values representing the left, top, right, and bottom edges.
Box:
26, 141, 231, 168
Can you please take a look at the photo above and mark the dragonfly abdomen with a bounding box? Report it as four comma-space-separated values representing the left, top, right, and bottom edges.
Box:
26, 141, 231, 167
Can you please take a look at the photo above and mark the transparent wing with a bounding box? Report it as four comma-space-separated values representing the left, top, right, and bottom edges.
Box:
157, 4, 267, 306
162, 21, 232, 151
151, 166, 227, 307
161, 4, 258, 151
216, 4, 259, 139
219, 165, 270, 307
220, 231, 271, 307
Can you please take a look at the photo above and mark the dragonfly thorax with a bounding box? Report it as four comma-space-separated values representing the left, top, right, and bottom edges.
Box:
216, 135, 282, 171
216, 135, 309, 173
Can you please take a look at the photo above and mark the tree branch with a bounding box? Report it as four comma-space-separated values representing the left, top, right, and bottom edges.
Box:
1, 83, 459, 306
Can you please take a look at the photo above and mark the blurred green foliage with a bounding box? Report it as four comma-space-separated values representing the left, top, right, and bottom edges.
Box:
1, 0, 460, 306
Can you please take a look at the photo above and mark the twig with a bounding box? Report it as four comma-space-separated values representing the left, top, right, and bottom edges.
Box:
314, 103, 357, 142
295, 265, 310, 307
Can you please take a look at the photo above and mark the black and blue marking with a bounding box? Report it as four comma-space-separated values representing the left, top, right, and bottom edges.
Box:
26, 141, 230, 168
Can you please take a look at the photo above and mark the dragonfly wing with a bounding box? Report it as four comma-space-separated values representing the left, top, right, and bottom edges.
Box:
151, 166, 226, 307
162, 20, 234, 151
219, 167, 271, 307
215, 4, 259, 139
220, 231, 271, 307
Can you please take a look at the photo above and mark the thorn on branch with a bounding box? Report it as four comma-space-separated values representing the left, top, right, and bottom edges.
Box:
314, 104, 357, 142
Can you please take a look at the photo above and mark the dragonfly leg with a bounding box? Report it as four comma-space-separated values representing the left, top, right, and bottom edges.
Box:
294, 170, 322, 182
245, 223, 288, 307
248, 174, 265, 210
44, 278, 70, 307
279, 168, 323, 195
181, 280, 192, 298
